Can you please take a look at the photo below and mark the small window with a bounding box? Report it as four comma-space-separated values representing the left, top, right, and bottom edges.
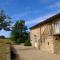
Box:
48, 42, 49, 45
55, 37, 58, 40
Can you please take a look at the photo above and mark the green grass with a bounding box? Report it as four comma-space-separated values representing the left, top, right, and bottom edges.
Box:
0, 39, 13, 60
0, 43, 9, 60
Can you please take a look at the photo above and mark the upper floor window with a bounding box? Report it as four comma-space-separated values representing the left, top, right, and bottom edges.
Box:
54, 21, 60, 34
34, 35, 37, 42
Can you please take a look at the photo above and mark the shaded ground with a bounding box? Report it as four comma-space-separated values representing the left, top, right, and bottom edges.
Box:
10, 45, 20, 60
13, 45, 60, 60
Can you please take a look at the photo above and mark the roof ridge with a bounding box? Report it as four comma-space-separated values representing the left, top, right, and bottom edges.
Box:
30, 13, 60, 29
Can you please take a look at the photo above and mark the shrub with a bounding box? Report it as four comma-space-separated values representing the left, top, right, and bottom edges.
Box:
24, 40, 31, 46
0, 35, 5, 39
15, 39, 21, 44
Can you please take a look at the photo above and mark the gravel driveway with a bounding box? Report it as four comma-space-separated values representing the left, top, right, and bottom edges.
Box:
13, 45, 60, 60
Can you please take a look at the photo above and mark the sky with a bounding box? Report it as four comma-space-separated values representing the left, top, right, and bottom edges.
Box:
0, 0, 60, 37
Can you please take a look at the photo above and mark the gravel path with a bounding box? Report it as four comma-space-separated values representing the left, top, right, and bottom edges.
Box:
13, 45, 60, 60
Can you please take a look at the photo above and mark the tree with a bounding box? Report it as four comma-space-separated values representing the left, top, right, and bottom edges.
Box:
11, 20, 28, 44
0, 10, 11, 31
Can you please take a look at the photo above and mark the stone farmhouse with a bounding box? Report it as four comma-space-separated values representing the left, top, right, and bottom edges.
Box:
30, 13, 60, 54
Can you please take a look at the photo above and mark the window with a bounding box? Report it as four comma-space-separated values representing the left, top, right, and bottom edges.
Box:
54, 21, 60, 34
48, 42, 49, 45
34, 35, 37, 42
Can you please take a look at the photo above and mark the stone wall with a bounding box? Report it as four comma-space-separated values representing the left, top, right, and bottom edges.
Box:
53, 36, 60, 55
44, 36, 54, 53
30, 18, 60, 54
30, 27, 40, 48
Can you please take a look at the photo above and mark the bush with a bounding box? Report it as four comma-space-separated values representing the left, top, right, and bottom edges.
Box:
24, 40, 31, 46
15, 39, 21, 45
15, 38, 25, 44
0, 35, 5, 39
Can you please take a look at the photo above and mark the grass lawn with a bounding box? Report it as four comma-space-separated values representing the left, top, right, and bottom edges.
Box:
0, 39, 12, 60
0, 43, 8, 60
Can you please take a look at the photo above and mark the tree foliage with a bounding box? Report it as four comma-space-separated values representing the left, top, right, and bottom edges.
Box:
0, 10, 11, 31
11, 20, 29, 44
24, 39, 31, 46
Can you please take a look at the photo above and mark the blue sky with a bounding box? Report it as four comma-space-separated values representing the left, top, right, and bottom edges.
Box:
0, 0, 60, 37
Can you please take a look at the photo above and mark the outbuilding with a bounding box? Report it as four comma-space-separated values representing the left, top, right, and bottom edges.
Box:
30, 13, 60, 54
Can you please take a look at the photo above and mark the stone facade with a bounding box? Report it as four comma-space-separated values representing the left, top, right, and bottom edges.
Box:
30, 27, 40, 48
30, 14, 60, 54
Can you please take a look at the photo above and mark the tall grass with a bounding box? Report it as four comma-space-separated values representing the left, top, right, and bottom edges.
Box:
0, 39, 12, 60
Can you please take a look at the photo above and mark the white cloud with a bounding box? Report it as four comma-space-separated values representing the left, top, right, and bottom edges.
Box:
0, 29, 11, 37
